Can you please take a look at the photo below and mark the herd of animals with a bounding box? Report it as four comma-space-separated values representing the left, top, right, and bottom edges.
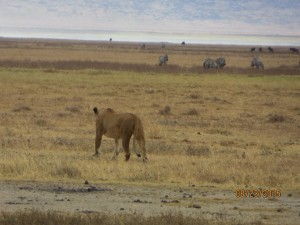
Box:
156, 45, 300, 69
160, 55, 265, 69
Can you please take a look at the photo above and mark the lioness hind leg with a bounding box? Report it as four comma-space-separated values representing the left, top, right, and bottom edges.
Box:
122, 135, 131, 161
132, 138, 142, 158
137, 139, 148, 162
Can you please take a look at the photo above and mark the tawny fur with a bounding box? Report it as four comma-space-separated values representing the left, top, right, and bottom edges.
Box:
93, 107, 147, 161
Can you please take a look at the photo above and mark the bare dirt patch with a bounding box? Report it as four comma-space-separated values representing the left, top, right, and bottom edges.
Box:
0, 181, 299, 225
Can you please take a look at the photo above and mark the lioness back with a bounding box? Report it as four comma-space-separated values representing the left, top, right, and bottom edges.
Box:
96, 109, 136, 138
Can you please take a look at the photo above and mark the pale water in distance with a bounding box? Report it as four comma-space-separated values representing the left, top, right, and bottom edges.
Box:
1, 27, 300, 46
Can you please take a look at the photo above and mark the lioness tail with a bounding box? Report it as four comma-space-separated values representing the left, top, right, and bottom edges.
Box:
134, 117, 145, 141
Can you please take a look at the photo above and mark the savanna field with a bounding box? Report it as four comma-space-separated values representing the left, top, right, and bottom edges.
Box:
0, 38, 299, 224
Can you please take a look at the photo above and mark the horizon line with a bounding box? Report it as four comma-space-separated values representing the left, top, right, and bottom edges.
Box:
1, 36, 300, 47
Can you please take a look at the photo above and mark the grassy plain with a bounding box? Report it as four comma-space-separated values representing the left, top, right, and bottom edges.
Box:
0, 39, 299, 191
0, 210, 206, 225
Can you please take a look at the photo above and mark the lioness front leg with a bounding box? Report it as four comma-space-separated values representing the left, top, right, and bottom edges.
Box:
94, 134, 102, 157
122, 135, 131, 161
112, 139, 120, 160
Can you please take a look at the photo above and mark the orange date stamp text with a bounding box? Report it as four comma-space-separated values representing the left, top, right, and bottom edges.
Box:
235, 189, 281, 198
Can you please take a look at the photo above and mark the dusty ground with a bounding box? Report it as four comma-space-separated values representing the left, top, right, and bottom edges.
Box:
0, 180, 299, 224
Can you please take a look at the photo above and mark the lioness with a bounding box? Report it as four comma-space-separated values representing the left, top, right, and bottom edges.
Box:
93, 107, 147, 161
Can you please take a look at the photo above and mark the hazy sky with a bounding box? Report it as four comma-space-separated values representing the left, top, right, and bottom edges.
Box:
1, 0, 299, 36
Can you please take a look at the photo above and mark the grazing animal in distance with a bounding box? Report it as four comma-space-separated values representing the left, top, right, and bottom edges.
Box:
159, 54, 168, 66
141, 43, 146, 49
93, 107, 147, 162
216, 58, 226, 68
250, 47, 255, 52
290, 48, 299, 54
203, 59, 218, 69
203, 58, 226, 69
259, 47, 263, 52
268, 47, 274, 53
181, 41, 185, 46
251, 58, 264, 69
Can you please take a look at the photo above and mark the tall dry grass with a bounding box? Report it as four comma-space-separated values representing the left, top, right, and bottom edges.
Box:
0, 67, 299, 189
1, 209, 254, 225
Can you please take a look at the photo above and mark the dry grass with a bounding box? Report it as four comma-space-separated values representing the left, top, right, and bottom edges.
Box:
0, 59, 299, 76
0, 39, 299, 190
0, 38, 300, 75
0, 210, 254, 225
0, 210, 194, 225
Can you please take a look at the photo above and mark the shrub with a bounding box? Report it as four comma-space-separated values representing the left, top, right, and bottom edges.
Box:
183, 108, 198, 116
267, 114, 285, 123
65, 105, 80, 113
159, 106, 171, 115
186, 145, 210, 156
12, 106, 31, 112
51, 165, 82, 178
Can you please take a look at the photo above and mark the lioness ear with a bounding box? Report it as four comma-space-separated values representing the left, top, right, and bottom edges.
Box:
93, 107, 99, 115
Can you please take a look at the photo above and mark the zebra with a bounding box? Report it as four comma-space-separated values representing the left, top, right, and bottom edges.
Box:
290, 48, 299, 54
250, 47, 255, 52
203, 58, 226, 69
268, 47, 274, 53
203, 59, 217, 69
159, 54, 168, 66
216, 58, 226, 68
251, 58, 264, 69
